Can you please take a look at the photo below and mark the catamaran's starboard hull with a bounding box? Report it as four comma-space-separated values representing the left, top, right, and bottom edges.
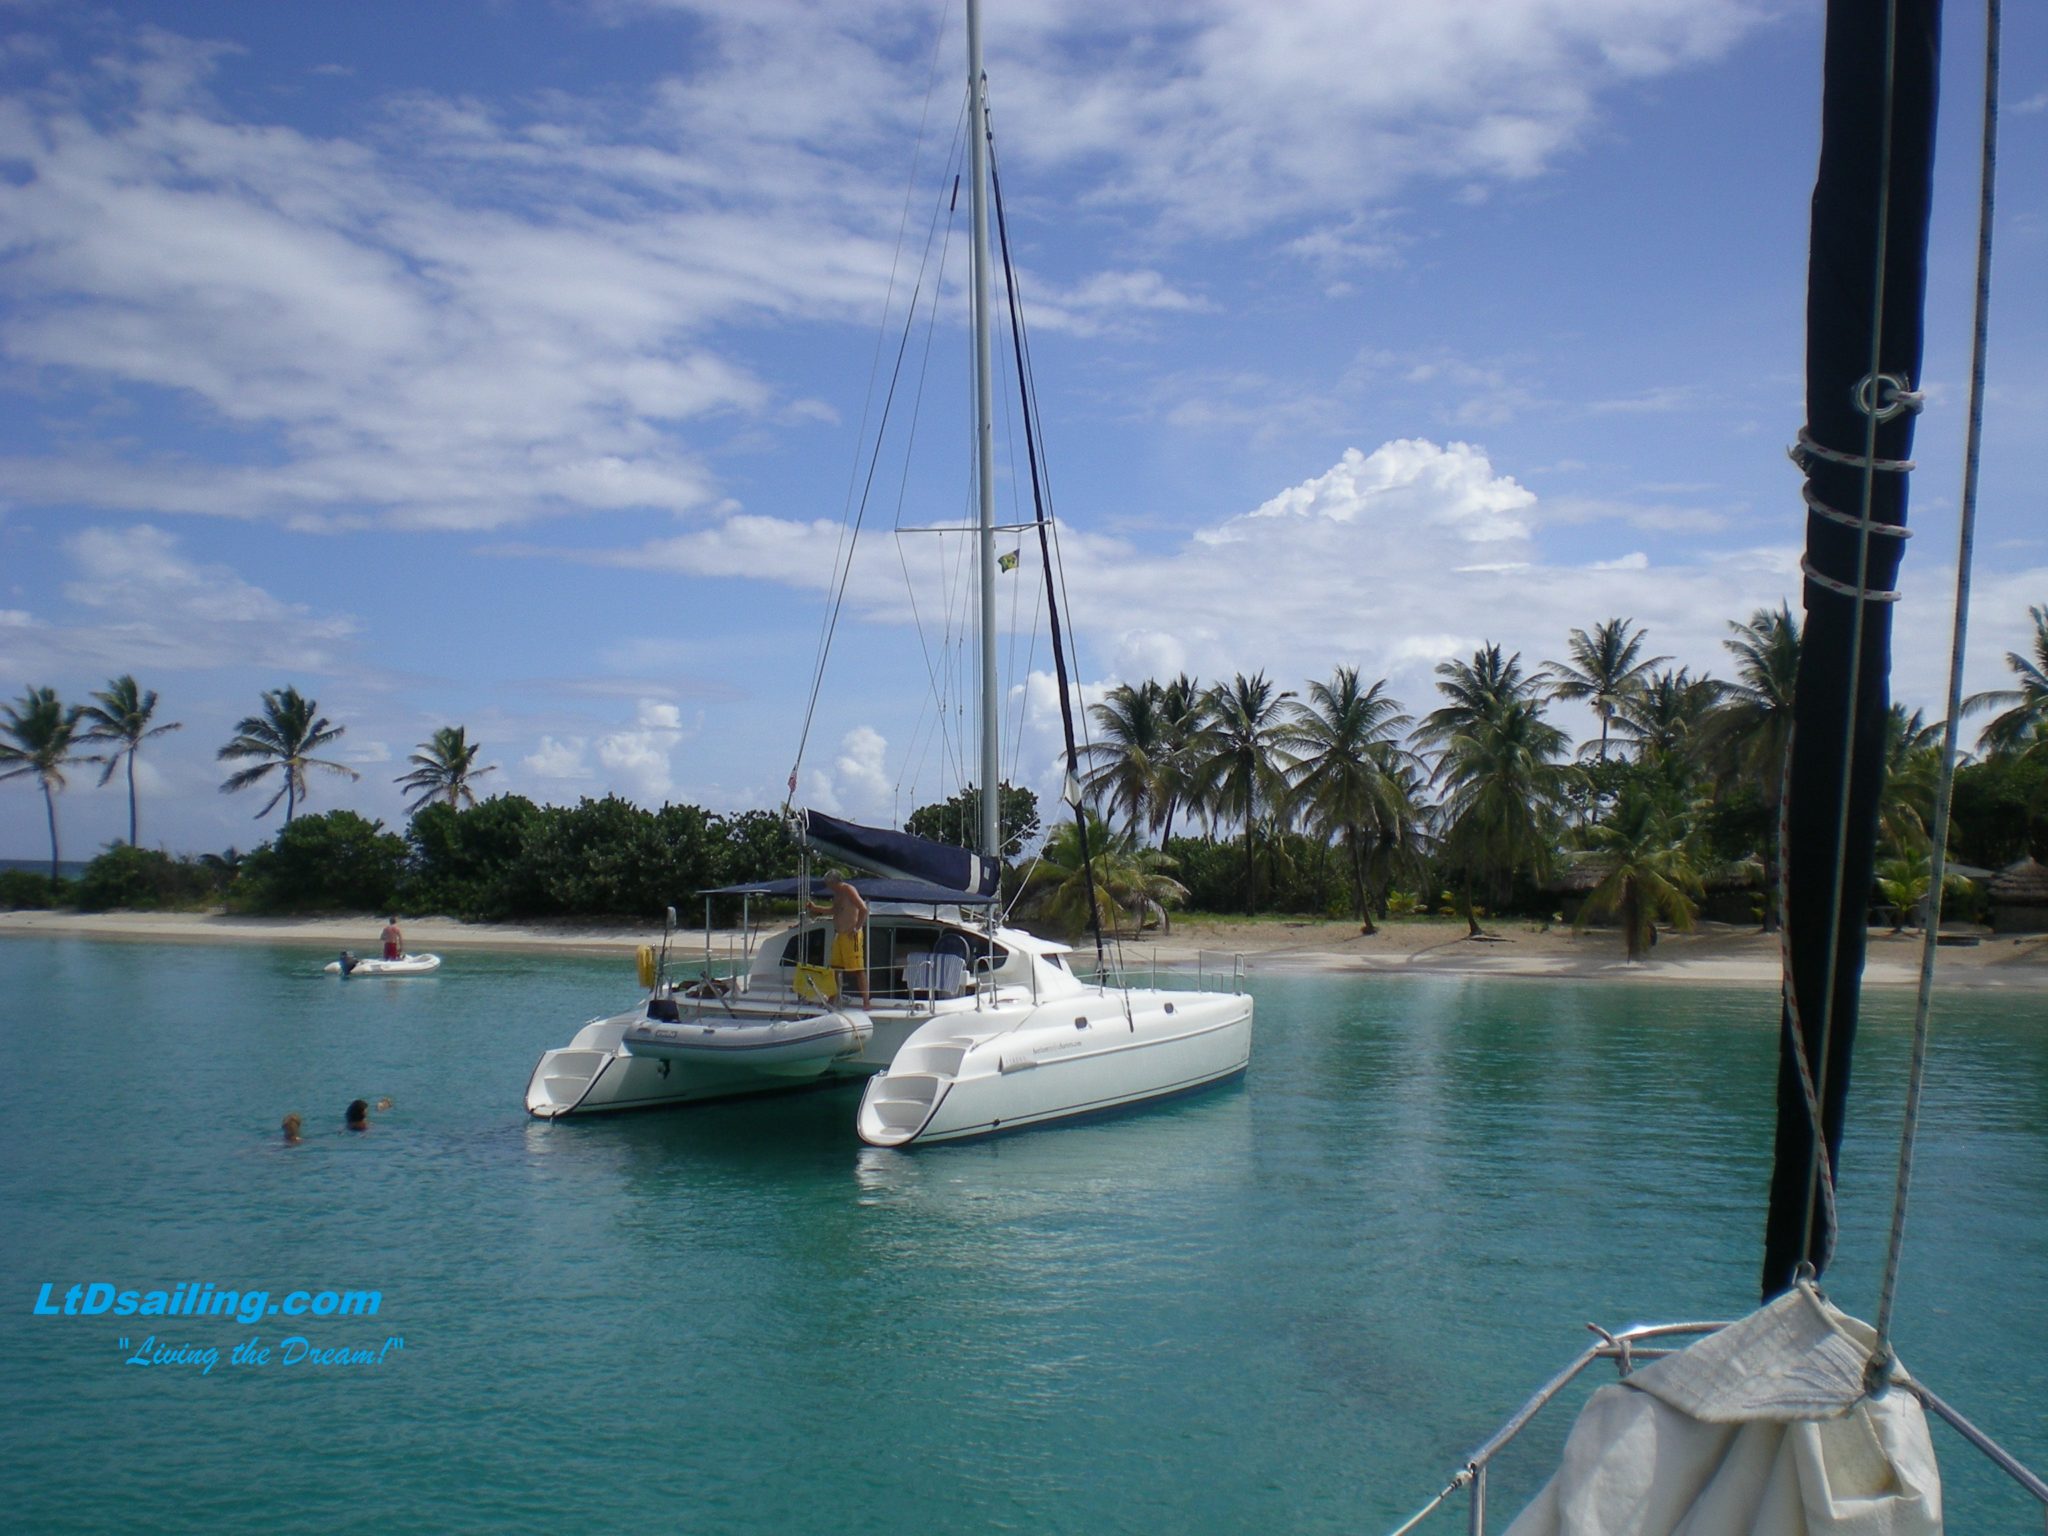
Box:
856, 990, 1252, 1145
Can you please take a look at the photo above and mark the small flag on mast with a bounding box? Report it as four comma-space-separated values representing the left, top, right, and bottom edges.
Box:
997, 549, 1020, 573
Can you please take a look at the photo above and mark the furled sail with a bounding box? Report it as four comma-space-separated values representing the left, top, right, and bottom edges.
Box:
1762, 0, 1942, 1300
801, 809, 999, 896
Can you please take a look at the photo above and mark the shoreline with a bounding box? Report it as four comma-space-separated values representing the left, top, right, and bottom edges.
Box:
3, 908, 2045, 989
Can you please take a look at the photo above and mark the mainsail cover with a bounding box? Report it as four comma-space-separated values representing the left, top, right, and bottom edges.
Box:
1763, 0, 1942, 1298
801, 809, 998, 896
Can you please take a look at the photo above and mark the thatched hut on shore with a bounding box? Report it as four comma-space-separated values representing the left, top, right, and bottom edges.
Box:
1542, 856, 1760, 927
1989, 857, 2048, 934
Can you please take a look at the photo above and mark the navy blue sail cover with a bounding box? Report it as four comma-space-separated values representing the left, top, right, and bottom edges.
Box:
801, 809, 999, 896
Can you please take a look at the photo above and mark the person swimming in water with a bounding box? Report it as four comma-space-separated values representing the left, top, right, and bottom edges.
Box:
345, 1099, 370, 1131
282, 1113, 303, 1145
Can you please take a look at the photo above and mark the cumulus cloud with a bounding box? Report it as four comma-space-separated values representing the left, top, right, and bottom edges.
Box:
524, 735, 592, 783
1222, 440, 1536, 544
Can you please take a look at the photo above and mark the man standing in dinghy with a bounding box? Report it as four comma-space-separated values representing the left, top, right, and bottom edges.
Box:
808, 874, 871, 1009
380, 916, 403, 961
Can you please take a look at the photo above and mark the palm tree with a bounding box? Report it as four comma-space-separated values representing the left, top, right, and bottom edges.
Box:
1575, 788, 1704, 960
1419, 645, 1575, 935
217, 686, 359, 822
1612, 668, 1725, 788
1704, 605, 1801, 930
75, 675, 182, 846
1152, 673, 1209, 844
1082, 681, 1166, 838
1279, 667, 1420, 929
1962, 603, 2048, 758
1192, 672, 1295, 914
1018, 809, 1187, 936
397, 725, 497, 814
1877, 704, 1945, 854
0, 686, 83, 894
1541, 618, 1670, 761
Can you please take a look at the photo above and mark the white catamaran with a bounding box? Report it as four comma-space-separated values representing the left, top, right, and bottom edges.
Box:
525, 0, 1253, 1143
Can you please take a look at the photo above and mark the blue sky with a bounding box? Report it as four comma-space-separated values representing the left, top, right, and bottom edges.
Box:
2, 0, 2044, 862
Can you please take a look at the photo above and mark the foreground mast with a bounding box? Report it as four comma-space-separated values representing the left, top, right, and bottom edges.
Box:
1761, 0, 1942, 1299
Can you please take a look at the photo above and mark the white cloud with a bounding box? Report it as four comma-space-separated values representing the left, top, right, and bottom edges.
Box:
524, 735, 591, 782
990, 0, 1767, 235
1221, 440, 1536, 544
0, 525, 358, 681
0, 2, 1775, 536
829, 725, 893, 821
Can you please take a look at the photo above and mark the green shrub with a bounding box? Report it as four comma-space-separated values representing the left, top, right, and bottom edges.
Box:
0, 869, 66, 908
517, 795, 722, 919
73, 846, 221, 911
232, 811, 408, 914
402, 795, 545, 920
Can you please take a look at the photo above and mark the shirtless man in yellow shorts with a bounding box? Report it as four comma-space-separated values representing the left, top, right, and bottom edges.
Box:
809, 872, 872, 1008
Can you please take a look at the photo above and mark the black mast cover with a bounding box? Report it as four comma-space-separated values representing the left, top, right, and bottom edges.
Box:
1762, 0, 1943, 1299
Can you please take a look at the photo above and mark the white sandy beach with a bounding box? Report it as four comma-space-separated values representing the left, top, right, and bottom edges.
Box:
4, 908, 2045, 990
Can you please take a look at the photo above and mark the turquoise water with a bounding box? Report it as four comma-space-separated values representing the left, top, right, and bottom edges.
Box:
3, 937, 2044, 1533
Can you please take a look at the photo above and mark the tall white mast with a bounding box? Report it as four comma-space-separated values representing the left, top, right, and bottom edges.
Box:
967, 0, 1000, 865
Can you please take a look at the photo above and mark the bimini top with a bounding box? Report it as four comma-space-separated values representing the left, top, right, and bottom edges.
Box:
697, 875, 998, 908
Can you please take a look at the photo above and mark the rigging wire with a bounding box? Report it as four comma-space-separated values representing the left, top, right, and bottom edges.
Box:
1871, 0, 2002, 1380
892, 128, 974, 811
787, 18, 958, 805
987, 128, 1110, 979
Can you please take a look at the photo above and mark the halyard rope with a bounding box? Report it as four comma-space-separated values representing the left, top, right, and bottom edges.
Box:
1869, 0, 2003, 1389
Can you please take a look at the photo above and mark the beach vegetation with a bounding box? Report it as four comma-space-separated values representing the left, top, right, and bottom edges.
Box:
1541, 617, 1669, 764
75, 676, 182, 847
397, 725, 497, 814
1419, 646, 1575, 936
1574, 788, 1705, 960
0, 867, 69, 908
1701, 606, 1801, 930
73, 845, 224, 912
1963, 603, 2048, 758
1017, 810, 1186, 936
17, 601, 2048, 933
904, 783, 1040, 861
231, 810, 408, 914
218, 687, 359, 823
1191, 672, 1294, 915
520, 796, 720, 918
0, 685, 83, 897
1278, 667, 1421, 931
402, 795, 547, 920
1083, 681, 1169, 838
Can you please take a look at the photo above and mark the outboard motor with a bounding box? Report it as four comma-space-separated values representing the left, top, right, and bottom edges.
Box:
338, 950, 358, 976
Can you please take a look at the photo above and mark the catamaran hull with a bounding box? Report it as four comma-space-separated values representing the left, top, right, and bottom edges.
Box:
856, 993, 1252, 1146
